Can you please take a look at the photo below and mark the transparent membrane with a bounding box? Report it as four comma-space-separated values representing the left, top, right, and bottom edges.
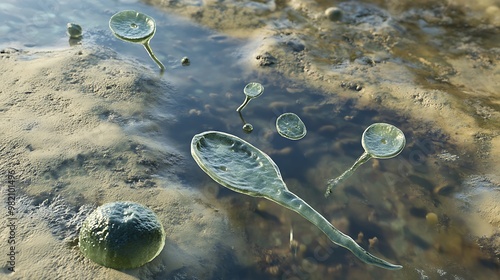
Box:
325, 123, 405, 197
109, 10, 165, 71
191, 131, 402, 270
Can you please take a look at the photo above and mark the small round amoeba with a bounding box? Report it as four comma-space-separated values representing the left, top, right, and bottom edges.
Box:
243, 82, 264, 99
109, 10, 165, 71
276, 113, 307, 140
237, 82, 264, 112
362, 123, 405, 159
109, 10, 155, 43
79, 201, 165, 269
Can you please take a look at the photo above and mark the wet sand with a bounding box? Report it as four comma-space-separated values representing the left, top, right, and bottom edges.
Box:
0, 45, 249, 279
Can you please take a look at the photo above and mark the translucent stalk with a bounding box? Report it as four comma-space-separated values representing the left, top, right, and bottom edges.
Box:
325, 123, 405, 197
325, 151, 372, 197
272, 189, 402, 270
143, 39, 165, 72
238, 111, 253, 133
236, 96, 251, 112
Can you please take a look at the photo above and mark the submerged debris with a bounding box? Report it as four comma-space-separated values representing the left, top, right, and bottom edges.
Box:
436, 151, 459, 162
341, 81, 363, 91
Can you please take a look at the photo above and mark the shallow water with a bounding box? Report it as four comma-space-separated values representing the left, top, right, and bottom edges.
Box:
1, 0, 499, 279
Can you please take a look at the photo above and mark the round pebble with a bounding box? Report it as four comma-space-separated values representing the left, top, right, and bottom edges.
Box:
66, 23, 82, 39
243, 123, 253, 133
426, 212, 439, 226
325, 7, 343, 22
181, 56, 190, 66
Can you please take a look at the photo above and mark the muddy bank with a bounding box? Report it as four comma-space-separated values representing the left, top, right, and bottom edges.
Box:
0, 45, 249, 279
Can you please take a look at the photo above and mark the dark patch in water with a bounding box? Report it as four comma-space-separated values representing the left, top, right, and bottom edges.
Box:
403, 227, 432, 250
409, 207, 427, 218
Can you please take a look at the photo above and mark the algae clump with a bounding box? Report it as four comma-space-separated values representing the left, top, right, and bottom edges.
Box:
79, 201, 165, 269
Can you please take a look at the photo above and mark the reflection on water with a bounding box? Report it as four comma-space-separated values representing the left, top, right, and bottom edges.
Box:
1, 0, 499, 279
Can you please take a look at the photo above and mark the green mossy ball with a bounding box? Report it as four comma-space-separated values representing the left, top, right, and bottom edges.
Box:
79, 201, 165, 269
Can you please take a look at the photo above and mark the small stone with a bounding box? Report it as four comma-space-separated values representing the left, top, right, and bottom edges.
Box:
356, 231, 364, 243
325, 7, 343, 22
340, 81, 363, 91
243, 123, 253, 133
426, 212, 439, 226
66, 23, 82, 39
368, 237, 378, 249
181, 56, 190, 66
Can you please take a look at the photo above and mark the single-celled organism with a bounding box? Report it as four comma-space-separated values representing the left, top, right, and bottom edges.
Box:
191, 131, 402, 270
109, 10, 165, 71
66, 23, 82, 39
236, 82, 264, 132
276, 112, 307, 140
236, 82, 264, 112
79, 201, 165, 269
325, 123, 405, 197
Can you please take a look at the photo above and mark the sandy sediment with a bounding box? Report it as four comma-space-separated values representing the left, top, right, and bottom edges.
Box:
0, 46, 248, 279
